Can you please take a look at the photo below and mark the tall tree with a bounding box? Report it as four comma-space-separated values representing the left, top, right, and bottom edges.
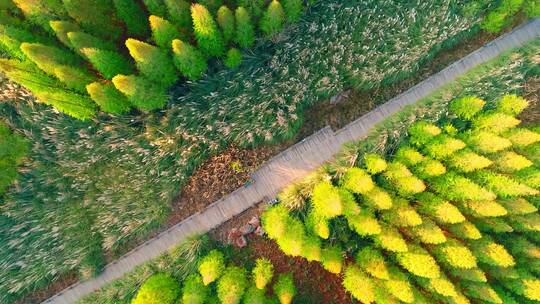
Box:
112, 74, 168, 111
113, 0, 150, 37
260, 0, 285, 37
235, 7, 255, 48
125, 38, 178, 86
149, 15, 180, 49
191, 3, 225, 57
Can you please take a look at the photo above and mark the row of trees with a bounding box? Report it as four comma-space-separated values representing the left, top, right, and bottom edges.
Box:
262, 94, 540, 303
131, 249, 296, 304
0, 0, 307, 119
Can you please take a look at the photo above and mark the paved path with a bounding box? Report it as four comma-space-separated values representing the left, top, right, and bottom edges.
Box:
43, 18, 540, 304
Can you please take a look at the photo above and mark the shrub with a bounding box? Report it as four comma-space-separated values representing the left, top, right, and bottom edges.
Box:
374, 225, 408, 253
473, 170, 538, 198
435, 239, 477, 269
0, 123, 28, 195
423, 135, 466, 159
381, 198, 422, 227
311, 181, 343, 218
113, 0, 150, 37
449, 96, 485, 120
125, 38, 178, 86
198, 250, 225, 285
217, 266, 248, 304
364, 153, 387, 174
503, 128, 540, 147
320, 245, 343, 274
431, 172, 496, 201
408, 121, 441, 146
425, 276, 458, 298
461, 199, 507, 217
282, 0, 302, 22
277, 183, 305, 211
448, 267, 487, 283
408, 219, 447, 244
164, 0, 192, 30
112, 74, 168, 111
191, 3, 225, 57
276, 218, 305, 256
131, 273, 180, 304
414, 159, 446, 178
524, 0, 540, 16
395, 146, 425, 166
252, 258, 273, 290
462, 130, 512, 154
53, 64, 97, 93
217, 6, 235, 44
171, 39, 208, 81
462, 282, 503, 303
470, 237, 515, 267
346, 208, 381, 236
62, 0, 121, 40
243, 286, 266, 304
260, 0, 285, 37
234, 7, 255, 49
181, 273, 209, 304
341, 167, 374, 194
261, 204, 291, 239
143, 0, 168, 17
149, 15, 180, 49
396, 245, 441, 279
224, 48, 242, 69
497, 197, 537, 215
342, 266, 376, 303
305, 210, 329, 239
356, 247, 390, 280
67, 31, 116, 51
300, 235, 321, 262
49, 20, 80, 48
237, 0, 265, 18
473, 112, 520, 134
384, 269, 415, 303
415, 192, 465, 224
273, 273, 296, 304
362, 186, 392, 210
496, 94, 529, 116
446, 221, 482, 240
81, 48, 134, 80
494, 151, 532, 172
448, 149, 492, 172
86, 82, 131, 114
481, 10, 508, 33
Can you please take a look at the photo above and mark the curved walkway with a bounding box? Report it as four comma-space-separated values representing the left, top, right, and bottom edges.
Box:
43, 18, 540, 304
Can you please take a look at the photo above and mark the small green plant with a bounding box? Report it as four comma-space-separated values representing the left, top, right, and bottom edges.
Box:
252, 258, 274, 289
273, 273, 296, 304
224, 48, 242, 68
198, 250, 226, 285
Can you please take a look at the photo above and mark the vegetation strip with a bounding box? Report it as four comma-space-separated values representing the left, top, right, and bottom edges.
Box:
41, 18, 540, 304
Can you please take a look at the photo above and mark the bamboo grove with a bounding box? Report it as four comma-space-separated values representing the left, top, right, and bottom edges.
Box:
0, 0, 307, 119
262, 95, 540, 303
